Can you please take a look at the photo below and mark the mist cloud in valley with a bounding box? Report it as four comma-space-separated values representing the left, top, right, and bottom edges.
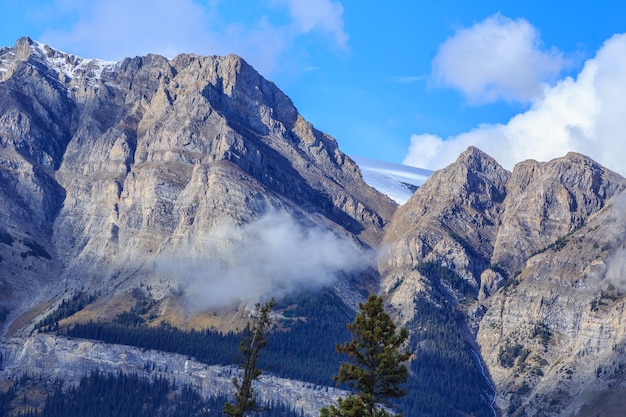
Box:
604, 248, 626, 291
600, 193, 626, 292
158, 211, 372, 310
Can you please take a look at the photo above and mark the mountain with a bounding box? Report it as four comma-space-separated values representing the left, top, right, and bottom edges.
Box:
0, 36, 398, 415
381, 146, 626, 416
2, 37, 626, 417
0, 36, 395, 331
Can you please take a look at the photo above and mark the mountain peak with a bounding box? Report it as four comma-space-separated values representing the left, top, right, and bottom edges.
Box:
560, 150, 605, 170
455, 145, 505, 175
13, 36, 35, 59
1, 37, 117, 84
416, 146, 509, 208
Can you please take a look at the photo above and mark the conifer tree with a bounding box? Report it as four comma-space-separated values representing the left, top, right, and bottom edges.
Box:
322, 294, 410, 417
224, 298, 276, 417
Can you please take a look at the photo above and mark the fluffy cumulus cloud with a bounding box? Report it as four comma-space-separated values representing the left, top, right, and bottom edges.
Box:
432, 14, 564, 104
159, 211, 371, 310
405, 32, 626, 177
40, 0, 347, 75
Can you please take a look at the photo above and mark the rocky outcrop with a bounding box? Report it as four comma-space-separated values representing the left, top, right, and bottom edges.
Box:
491, 152, 624, 275
382, 148, 625, 314
381, 146, 626, 416
0, 333, 346, 416
478, 198, 626, 415
380, 147, 510, 320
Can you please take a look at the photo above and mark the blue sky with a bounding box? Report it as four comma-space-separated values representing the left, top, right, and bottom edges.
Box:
1, 1, 625, 175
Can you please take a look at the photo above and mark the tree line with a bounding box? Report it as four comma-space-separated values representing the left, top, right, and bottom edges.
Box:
31, 274, 495, 416
7, 371, 304, 417
60, 289, 352, 387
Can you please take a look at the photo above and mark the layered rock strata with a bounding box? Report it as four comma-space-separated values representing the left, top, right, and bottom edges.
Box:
381, 146, 626, 416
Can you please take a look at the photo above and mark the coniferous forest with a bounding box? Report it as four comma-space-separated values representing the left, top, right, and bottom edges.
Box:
5, 372, 304, 417
15, 279, 496, 417
400, 262, 493, 417
61, 289, 352, 387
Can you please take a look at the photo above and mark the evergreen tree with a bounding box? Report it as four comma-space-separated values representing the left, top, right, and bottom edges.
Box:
224, 298, 276, 417
322, 294, 410, 417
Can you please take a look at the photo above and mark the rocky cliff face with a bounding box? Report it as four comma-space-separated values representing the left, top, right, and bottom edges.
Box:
0, 333, 346, 416
478, 202, 626, 416
380, 147, 510, 319
381, 146, 626, 416
0, 37, 395, 334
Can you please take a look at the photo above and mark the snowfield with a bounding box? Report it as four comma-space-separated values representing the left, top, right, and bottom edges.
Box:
351, 156, 432, 204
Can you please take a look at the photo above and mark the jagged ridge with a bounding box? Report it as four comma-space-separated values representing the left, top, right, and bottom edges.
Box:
382, 145, 626, 416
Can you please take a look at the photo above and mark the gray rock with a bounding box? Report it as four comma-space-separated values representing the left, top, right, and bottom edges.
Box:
382, 146, 626, 416
0, 333, 347, 416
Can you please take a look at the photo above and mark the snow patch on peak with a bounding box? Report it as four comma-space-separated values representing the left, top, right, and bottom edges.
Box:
0, 37, 117, 84
30, 39, 117, 81
351, 156, 432, 204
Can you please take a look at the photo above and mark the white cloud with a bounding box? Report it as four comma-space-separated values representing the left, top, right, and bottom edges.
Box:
158, 211, 371, 310
432, 14, 564, 104
404, 33, 626, 177
39, 0, 347, 76
276, 0, 348, 49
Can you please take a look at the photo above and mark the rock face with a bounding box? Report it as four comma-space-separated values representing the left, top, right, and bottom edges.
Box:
0, 37, 397, 415
381, 147, 510, 318
0, 37, 395, 329
381, 146, 626, 416
0, 333, 347, 416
